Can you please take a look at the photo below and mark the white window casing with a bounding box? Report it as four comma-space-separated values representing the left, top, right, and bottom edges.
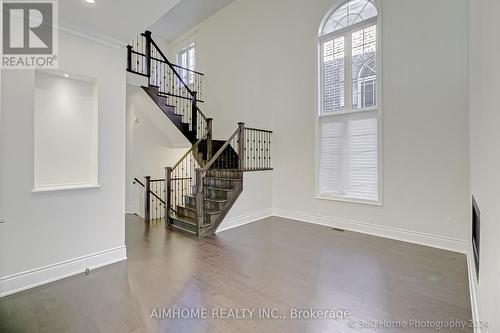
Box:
316, 0, 382, 205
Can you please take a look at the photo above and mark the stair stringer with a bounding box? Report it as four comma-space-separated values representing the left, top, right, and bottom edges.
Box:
141, 85, 197, 144
201, 171, 243, 236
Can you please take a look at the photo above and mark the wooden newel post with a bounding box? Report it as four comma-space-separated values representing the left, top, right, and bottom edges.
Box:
207, 118, 213, 160
144, 30, 152, 78
238, 122, 245, 171
144, 176, 151, 222
195, 168, 204, 237
126, 45, 132, 71
165, 167, 172, 226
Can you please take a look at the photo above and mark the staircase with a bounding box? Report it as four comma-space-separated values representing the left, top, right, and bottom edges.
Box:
127, 31, 272, 237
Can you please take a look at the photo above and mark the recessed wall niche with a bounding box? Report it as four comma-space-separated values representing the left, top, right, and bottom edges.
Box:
34, 70, 99, 191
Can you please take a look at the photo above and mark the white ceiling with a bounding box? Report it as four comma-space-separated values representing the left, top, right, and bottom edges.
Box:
59, 0, 181, 45
149, 0, 235, 42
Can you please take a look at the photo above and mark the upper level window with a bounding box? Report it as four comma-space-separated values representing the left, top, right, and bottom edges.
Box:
317, 0, 380, 204
177, 43, 196, 84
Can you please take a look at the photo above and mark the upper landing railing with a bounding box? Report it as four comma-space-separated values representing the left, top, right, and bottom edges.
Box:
127, 31, 207, 139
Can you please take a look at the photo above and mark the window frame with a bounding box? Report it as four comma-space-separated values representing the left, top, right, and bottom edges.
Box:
176, 43, 196, 85
316, 0, 383, 206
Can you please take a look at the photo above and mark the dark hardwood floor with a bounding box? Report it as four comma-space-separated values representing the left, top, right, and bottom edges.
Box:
0, 214, 472, 332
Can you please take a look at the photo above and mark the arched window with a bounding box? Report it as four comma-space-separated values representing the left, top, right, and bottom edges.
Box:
317, 0, 381, 203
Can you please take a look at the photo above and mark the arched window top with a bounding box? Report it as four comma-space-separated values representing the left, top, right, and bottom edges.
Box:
321, 0, 377, 36
359, 57, 376, 78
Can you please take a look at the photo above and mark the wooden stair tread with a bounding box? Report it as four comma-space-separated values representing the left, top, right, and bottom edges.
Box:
185, 195, 227, 203
168, 223, 197, 235
171, 214, 197, 226
204, 176, 243, 180
204, 186, 236, 192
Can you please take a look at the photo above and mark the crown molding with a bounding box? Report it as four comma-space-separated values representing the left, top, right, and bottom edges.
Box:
58, 20, 128, 49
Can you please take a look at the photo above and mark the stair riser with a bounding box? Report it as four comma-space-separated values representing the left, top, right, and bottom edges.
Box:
185, 197, 226, 211
206, 170, 243, 179
203, 178, 241, 189
176, 207, 218, 225
177, 206, 197, 218
170, 218, 197, 234
205, 200, 226, 211
203, 188, 233, 201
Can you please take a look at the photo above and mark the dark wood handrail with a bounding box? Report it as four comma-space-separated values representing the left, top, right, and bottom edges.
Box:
158, 91, 204, 104
130, 51, 205, 76
195, 105, 207, 121
133, 178, 165, 205
133, 177, 145, 187
171, 177, 192, 181
171, 63, 205, 76
244, 127, 273, 133
148, 38, 194, 96
129, 50, 146, 56
202, 126, 241, 172
172, 133, 208, 169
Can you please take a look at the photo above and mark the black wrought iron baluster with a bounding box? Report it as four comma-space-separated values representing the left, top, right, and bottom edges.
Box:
254, 130, 257, 170
248, 130, 251, 170
265, 132, 269, 169
268, 132, 271, 169
154, 60, 157, 87
171, 68, 174, 97
259, 132, 264, 169
252, 130, 254, 170
231, 137, 234, 171
246, 130, 249, 171
163, 63, 166, 94
255, 131, 258, 170
198, 75, 201, 100
135, 36, 139, 73
162, 181, 165, 218
269, 133, 272, 168
269, 132, 271, 168
175, 170, 178, 213
178, 169, 181, 210
249, 130, 252, 169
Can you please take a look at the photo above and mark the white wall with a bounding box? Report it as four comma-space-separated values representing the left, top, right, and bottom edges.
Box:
0, 69, 4, 259
468, 0, 500, 331
34, 71, 98, 190
0, 31, 126, 296
125, 86, 188, 216
168, 0, 469, 249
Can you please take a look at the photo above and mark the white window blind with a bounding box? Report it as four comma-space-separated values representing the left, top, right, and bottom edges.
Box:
319, 111, 378, 201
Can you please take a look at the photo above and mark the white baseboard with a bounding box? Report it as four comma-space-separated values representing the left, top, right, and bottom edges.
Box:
216, 208, 273, 233
273, 208, 467, 253
466, 243, 481, 333
0, 246, 127, 298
